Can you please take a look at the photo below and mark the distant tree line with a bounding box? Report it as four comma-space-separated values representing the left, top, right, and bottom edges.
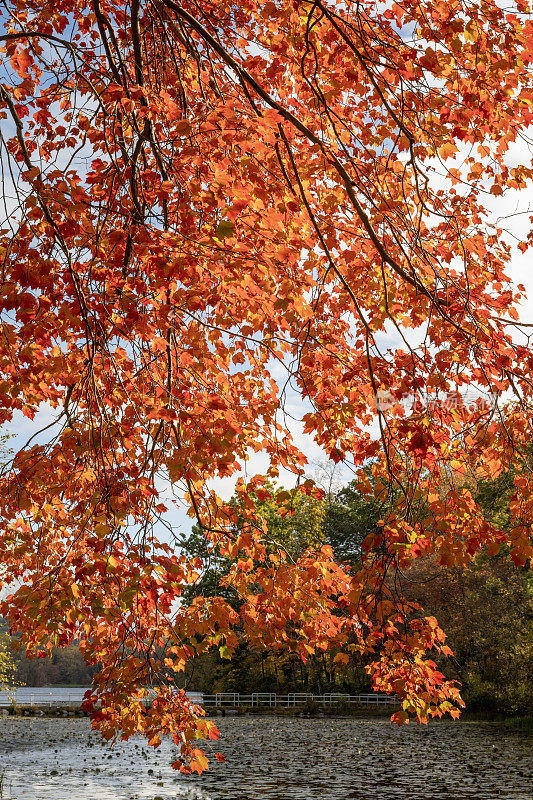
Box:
177, 467, 533, 717
0, 635, 98, 688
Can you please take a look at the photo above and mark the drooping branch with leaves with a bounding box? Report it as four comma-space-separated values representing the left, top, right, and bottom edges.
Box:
0, 0, 532, 771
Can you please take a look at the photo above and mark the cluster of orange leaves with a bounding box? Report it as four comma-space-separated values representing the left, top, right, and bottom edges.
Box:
0, 0, 532, 771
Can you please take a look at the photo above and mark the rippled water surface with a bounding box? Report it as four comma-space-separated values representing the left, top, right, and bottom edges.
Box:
0, 716, 531, 800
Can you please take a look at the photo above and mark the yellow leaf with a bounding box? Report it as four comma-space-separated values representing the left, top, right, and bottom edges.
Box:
439, 141, 458, 159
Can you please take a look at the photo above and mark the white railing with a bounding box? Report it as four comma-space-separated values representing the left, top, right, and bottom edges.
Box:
200, 692, 397, 707
0, 690, 85, 707
0, 689, 397, 708
0, 689, 203, 707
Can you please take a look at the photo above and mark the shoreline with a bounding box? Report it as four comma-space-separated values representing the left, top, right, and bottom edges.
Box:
2, 703, 531, 730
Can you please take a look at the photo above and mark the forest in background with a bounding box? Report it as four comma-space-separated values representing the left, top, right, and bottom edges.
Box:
5, 465, 531, 718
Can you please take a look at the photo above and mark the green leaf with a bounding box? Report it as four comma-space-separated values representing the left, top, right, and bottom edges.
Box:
215, 220, 235, 240
219, 644, 231, 659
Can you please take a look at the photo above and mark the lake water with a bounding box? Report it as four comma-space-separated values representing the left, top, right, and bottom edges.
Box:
0, 716, 531, 800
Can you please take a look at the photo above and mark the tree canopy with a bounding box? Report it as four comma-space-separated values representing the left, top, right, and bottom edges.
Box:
175, 473, 532, 712
1, 0, 533, 772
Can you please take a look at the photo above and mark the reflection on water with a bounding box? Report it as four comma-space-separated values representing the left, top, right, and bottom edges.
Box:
0, 716, 531, 800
